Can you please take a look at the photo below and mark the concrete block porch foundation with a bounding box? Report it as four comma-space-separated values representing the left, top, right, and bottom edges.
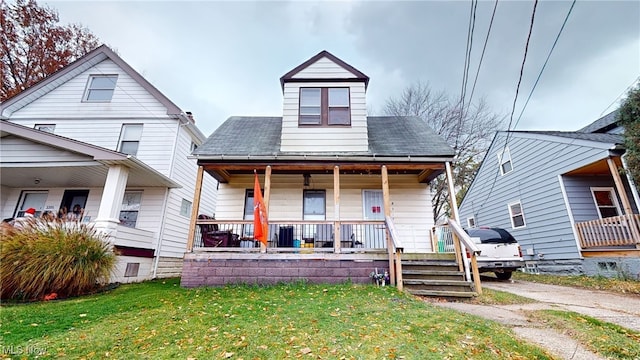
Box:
181, 252, 390, 287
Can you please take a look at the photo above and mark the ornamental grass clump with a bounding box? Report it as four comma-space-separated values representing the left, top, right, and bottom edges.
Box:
0, 218, 116, 300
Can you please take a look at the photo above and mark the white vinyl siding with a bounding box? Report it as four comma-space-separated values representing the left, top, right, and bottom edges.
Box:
0, 136, 94, 162
291, 57, 359, 79
10, 59, 169, 119
281, 82, 367, 152
3, 53, 218, 265
215, 174, 434, 252
157, 126, 216, 257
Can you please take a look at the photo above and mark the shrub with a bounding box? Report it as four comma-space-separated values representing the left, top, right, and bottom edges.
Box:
0, 218, 116, 300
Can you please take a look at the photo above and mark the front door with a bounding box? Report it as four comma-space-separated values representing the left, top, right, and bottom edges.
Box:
363, 190, 385, 248
60, 190, 89, 220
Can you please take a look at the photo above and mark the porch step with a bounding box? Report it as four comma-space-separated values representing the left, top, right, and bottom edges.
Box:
401, 254, 477, 298
403, 279, 473, 293
408, 290, 476, 298
402, 270, 465, 281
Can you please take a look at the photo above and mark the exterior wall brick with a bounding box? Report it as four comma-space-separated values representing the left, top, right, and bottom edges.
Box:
181, 257, 389, 287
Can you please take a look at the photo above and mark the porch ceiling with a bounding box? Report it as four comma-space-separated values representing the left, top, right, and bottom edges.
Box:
1, 163, 178, 189
564, 157, 621, 176
201, 161, 445, 183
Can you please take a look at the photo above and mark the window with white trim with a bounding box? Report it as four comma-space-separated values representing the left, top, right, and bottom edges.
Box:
590, 187, 621, 219
498, 147, 513, 175
34, 124, 55, 133
467, 217, 476, 228
303, 190, 326, 220
119, 191, 142, 228
17, 191, 48, 217
299, 87, 350, 126
118, 124, 143, 155
84, 75, 118, 102
508, 201, 526, 229
180, 199, 192, 217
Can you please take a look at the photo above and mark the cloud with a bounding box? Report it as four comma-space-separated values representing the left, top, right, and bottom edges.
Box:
48, 0, 639, 135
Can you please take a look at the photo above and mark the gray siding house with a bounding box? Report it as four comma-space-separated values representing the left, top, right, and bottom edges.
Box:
458, 111, 639, 279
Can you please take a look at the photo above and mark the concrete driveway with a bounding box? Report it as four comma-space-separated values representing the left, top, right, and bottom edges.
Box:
426, 277, 640, 360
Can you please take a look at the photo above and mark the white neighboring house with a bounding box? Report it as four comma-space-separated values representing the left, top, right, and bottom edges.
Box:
0, 45, 217, 282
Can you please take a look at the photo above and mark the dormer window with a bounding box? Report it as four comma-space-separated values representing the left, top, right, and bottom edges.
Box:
84, 75, 118, 102
299, 87, 351, 126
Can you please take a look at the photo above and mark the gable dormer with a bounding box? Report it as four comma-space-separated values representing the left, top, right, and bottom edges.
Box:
279, 51, 370, 153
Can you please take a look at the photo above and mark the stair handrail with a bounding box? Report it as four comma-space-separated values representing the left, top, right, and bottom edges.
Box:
385, 216, 403, 291
446, 218, 482, 295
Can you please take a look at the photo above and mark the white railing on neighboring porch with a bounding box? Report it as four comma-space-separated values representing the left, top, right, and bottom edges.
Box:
576, 214, 640, 249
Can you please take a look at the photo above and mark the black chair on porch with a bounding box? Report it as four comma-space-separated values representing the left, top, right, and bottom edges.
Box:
198, 214, 239, 247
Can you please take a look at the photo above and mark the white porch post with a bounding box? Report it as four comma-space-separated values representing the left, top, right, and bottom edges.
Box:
94, 165, 129, 240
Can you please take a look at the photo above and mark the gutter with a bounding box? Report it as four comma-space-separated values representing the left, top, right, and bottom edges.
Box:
189, 154, 456, 163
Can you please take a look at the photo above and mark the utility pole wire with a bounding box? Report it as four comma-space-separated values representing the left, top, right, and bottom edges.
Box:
476, 0, 539, 213
468, 0, 499, 107
456, 0, 478, 150
513, 0, 576, 131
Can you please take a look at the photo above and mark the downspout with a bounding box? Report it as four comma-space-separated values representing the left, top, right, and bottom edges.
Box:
621, 153, 640, 210
152, 121, 181, 278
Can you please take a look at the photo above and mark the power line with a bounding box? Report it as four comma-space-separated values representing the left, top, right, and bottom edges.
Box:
512, 0, 576, 130
505, 0, 539, 135
598, 75, 640, 117
456, 0, 478, 150
475, 0, 539, 213
467, 0, 499, 106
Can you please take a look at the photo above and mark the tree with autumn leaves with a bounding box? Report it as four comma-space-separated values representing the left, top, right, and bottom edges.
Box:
617, 85, 640, 186
1, 0, 99, 101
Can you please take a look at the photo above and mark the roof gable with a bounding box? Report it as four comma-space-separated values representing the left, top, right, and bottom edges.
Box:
0, 45, 183, 118
279, 50, 370, 90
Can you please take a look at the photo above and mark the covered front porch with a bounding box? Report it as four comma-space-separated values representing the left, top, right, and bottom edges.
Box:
183, 162, 483, 294
565, 156, 640, 255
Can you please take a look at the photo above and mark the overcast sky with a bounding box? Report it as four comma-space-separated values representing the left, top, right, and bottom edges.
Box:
48, 0, 639, 137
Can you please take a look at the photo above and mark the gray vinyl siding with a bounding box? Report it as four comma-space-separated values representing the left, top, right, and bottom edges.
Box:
564, 175, 638, 222
459, 132, 615, 261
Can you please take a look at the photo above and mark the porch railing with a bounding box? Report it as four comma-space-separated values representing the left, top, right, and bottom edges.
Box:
433, 221, 482, 295
192, 219, 389, 253
576, 214, 640, 249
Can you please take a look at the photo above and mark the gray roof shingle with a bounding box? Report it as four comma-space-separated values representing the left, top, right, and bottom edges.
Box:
367, 116, 455, 156
514, 130, 623, 144
577, 110, 619, 133
194, 116, 455, 158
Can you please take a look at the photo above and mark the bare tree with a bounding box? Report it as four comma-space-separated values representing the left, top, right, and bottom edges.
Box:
384, 81, 504, 222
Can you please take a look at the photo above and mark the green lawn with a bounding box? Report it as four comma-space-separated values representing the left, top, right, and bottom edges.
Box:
1, 279, 554, 359
513, 272, 640, 295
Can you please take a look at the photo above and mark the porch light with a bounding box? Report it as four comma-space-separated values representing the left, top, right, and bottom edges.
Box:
303, 173, 311, 187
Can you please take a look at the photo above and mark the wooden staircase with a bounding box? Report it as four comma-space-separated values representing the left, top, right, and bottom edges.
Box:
401, 252, 477, 298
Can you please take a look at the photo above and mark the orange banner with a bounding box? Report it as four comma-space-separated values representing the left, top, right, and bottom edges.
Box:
253, 172, 268, 245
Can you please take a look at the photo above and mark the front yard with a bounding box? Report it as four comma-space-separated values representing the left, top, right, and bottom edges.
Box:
1, 279, 553, 359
